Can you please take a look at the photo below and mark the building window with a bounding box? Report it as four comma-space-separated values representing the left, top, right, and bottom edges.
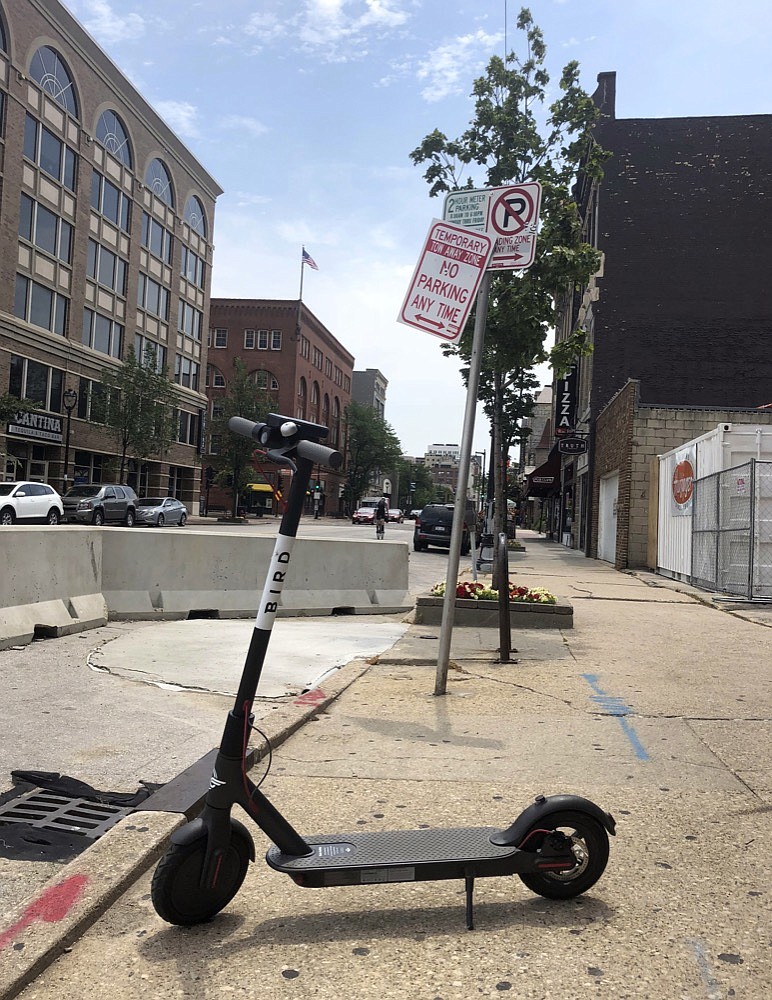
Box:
30, 46, 78, 118
145, 158, 174, 207
207, 365, 226, 389
87, 240, 127, 294
9, 355, 63, 412
19, 194, 73, 264
14, 275, 68, 336
212, 328, 228, 348
271, 330, 282, 350
343, 375, 351, 393
137, 273, 170, 319
82, 308, 123, 358
252, 370, 279, 392
24, 115, 77, 190
257, 329, 269, 350
325, 358, 332, 378
310, 381, 320, 422
178, 410, 200, 446
76, 378, 107, 422
92, 171, 132, 232
299, 335, 310, 359
141, 213, 173, 264
180, 246, 205, 287
174, 355, 199, 390
178, 301, 203, 341
95, 109, 132, 167
312, 347, 323, 369
297, 376, 307, 420
183, 195, 207, 237
134, 334, 166, 373
244, 329, 255, 349
334, 366, 343, 387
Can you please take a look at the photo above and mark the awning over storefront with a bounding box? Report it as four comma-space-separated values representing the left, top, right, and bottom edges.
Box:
524, 448, 561, 498
246, 483, 274, 493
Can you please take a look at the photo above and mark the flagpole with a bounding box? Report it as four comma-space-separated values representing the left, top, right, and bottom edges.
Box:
297, 246, 305, 343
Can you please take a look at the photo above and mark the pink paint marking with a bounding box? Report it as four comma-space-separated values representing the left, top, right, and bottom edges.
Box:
294, 688, 326, 707
0, 874, 89, 950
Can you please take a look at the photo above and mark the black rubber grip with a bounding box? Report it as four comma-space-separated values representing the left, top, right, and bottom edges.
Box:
297, 440, 344, 470
228, 416, 266, 440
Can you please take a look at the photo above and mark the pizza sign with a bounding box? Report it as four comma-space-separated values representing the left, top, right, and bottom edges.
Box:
672, 458, 695, 509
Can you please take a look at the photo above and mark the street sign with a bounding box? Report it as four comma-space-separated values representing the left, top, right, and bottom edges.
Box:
442, 182, 542, 271
397, 219, 494, 342
558, 437, 588, 455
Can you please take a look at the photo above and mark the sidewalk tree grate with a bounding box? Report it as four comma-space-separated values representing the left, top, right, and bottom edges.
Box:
0, 788, 133, 839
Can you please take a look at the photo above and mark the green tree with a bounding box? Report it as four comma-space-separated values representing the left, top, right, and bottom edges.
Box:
396, 457, 434, 510
101, 346, 179, 481
343, 401, 403, 508
0, 393, 33, 423
410, 6, 608, 548
209, 359, 273, 516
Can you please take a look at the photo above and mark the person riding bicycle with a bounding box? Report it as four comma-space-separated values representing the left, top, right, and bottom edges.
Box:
375, 497, 388, 538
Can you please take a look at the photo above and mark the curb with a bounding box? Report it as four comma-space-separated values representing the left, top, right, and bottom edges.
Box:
0, 657, 371, 1000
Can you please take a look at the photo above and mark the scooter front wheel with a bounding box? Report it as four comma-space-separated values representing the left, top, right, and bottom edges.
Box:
517, 810, 609, 900
151, 821, 253, 925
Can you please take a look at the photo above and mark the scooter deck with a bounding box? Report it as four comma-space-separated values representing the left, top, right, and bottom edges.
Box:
266, 825, 523, 888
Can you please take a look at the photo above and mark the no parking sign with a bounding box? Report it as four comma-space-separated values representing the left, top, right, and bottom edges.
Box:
443, 182, 542, 271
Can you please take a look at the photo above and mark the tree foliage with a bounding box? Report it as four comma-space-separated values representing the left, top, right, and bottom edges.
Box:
0, 393, 34, 423
410, 6, 609, 544
209, 359, 274, 515
101, 347, 179, 481
343, 401, 403, 506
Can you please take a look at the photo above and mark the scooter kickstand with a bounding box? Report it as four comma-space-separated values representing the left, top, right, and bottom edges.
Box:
465, 875, 475, 931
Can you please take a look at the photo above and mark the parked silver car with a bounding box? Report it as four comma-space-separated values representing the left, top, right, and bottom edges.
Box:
135, 496, 188, 527
0, 481, 63, 525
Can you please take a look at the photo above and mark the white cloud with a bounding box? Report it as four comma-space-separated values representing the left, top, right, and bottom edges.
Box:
152, 100, 200, 139
298, 0, 411, 62
220, 115, 268, 138
416, 29, 501, 103
78, 0, 147, 45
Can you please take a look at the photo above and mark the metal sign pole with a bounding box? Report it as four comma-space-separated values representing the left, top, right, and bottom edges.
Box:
435, 272, 492, 696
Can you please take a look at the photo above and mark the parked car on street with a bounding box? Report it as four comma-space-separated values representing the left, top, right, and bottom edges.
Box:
62, 483, 138, 526
352, 505, 376, 524
0, 481, 63, 525
135, 496, 188, 527
413, 503, 471, 555
387, 508, 404, 523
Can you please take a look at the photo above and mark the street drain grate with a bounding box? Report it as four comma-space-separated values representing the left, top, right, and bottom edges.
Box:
0, 787, 133, 839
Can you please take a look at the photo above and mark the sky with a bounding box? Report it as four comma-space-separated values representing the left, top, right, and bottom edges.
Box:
60, 0, 772, 457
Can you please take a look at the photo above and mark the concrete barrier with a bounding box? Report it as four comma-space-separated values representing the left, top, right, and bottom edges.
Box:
1, 527, 411, 649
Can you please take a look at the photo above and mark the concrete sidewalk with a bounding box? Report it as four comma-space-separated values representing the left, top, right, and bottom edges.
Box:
1, 533, 770, 999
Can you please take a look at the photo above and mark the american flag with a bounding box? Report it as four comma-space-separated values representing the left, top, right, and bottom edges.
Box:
302, 248, 319, 270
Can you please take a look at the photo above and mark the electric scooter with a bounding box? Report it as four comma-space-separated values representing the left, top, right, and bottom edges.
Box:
151, 413, 616, 930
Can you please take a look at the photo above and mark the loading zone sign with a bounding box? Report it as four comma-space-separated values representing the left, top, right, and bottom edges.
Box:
443, 182, 542, 271
397, 219, 494, 342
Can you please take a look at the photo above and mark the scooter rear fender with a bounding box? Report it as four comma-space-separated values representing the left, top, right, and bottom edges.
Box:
490, 794, 616, 847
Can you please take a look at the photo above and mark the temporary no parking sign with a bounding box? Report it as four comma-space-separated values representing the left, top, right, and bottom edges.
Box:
486, 182, 542, 270
397, 219, 494, 342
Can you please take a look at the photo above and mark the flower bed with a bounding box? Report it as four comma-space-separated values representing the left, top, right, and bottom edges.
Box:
416, 580, 571, 629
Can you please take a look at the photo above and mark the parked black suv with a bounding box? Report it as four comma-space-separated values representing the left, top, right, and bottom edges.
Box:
62, 484, 139, 526
413, 504, 471, 554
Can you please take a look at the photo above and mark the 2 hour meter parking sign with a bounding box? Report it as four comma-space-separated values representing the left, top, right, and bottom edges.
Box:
397, 220, 494, 343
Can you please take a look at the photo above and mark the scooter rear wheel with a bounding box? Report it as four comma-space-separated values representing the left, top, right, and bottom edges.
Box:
151, 822, 253, 925
517, 810, 609, 900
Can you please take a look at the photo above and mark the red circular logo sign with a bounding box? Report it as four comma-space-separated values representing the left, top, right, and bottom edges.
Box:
672, 460, 694, 506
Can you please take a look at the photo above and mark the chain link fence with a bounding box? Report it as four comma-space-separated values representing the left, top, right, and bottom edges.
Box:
691, 460, 772, 598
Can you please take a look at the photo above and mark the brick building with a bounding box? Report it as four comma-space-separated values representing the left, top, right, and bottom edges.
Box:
0, 0, 220, 506
206, 299, 353, 514
551, 71, 772, 566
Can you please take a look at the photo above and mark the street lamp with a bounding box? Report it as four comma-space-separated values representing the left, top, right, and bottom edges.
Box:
62, 388, 78, 493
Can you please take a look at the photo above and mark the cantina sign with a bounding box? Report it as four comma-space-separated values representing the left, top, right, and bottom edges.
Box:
7, 409, 63, 443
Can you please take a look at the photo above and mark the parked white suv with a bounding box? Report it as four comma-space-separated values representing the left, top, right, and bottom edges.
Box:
0, 481, 63, 525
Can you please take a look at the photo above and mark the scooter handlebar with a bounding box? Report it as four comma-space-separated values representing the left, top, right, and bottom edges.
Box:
297, 439, 344, 470
228, 415, 343, 470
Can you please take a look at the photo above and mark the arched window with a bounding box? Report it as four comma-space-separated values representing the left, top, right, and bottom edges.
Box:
96, 110, 132, 167
310, 381, 320, 423
30, 46, 78, 118
297, 377, 307, 420
332, 396, 341, 447
145, 158, 174, 207
322, 393, 330, 432
0, 17, 7, 52
184, 195, 207, 237
207, 365, 226, 389
251, 370, 278, 392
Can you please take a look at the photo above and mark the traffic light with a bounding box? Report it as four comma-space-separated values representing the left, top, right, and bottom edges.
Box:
314, 482, 321, 492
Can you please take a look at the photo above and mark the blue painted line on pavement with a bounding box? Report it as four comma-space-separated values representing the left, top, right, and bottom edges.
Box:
582, 673, 651, 762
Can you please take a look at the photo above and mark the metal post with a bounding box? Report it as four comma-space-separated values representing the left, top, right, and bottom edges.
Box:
435, 273, 492, 696
61, 388, 77, 493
